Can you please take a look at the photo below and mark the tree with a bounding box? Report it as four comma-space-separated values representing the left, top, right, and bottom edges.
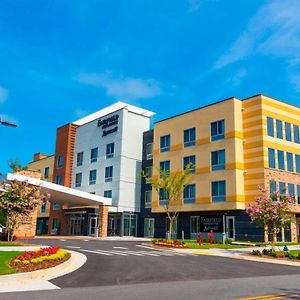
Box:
247, 187, 295, 251
7, 160, 27, 172
0, 180, 49, 241
142, 164, 194, 240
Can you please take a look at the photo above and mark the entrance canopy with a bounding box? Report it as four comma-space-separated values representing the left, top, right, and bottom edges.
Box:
5, 173, 112, 207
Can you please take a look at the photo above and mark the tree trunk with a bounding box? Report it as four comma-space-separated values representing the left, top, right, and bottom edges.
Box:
271, 226, 277, 252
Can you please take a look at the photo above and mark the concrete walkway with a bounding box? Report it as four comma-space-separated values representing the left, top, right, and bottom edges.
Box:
171, 244, 300, 266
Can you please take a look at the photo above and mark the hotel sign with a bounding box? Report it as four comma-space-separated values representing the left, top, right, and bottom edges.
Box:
97, 114, 119, 137
200, 216, 223, 232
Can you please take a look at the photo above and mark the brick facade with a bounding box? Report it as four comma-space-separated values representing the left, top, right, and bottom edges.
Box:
98, 205, 108, 237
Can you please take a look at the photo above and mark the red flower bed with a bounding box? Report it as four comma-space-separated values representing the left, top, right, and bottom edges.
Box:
153, 240, 188, 248
16, 246, 60, 261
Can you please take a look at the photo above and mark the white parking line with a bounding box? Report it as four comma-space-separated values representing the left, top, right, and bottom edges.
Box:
97, 250, 128, 256
82, 240, 89, 242
113, 246, 128, 250
60, 239, 66, 241
81, 249, 112, 256
122, 251, 145, 256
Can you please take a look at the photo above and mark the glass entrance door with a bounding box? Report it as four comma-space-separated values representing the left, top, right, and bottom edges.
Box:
123, 213, 137, 236
70, 216, 84, 235
226, 216, 235, 240
89, 216, 98, 237
144, 218, 155, 238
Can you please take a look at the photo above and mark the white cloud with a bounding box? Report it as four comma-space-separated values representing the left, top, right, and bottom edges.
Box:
214, 0, 300, 70
0, 86, 8, 103
76, 72, 162, 101
188, 0, 202, 12
290, 74, 300, 92
227, 68, 248, 87
75, 108, 89, 118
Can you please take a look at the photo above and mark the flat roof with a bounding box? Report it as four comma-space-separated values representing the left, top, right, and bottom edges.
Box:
5, 173, 112, 207
154, 94, 300, 124
73, 101, 155, 126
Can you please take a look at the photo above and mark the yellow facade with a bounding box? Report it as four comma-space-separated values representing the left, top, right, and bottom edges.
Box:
27, 153, 54, 217
152, 94, 300, 214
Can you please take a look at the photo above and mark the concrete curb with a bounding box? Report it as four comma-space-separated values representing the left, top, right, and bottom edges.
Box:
0, 250, 87, 283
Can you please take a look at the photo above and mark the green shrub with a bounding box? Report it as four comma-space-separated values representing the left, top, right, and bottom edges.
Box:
251, 250, 262, 256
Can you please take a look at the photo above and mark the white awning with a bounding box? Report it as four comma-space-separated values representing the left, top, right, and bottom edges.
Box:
5, 173, 112, 207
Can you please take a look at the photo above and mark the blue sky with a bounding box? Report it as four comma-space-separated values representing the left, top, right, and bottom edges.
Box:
0, 0, 300, 173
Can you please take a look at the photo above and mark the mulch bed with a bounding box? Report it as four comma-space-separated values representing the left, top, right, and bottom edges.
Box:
9, 253, 71, 273
249, 254, 300, 262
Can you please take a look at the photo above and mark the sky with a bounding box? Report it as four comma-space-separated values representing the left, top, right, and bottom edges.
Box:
0, 0, 300, 173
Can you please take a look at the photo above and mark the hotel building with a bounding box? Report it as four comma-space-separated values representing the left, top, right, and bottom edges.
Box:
140, 94, 300, 242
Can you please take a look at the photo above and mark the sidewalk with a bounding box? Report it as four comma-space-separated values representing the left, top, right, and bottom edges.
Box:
172, 244, 300, 266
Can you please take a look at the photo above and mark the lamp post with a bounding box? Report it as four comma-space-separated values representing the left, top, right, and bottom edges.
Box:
0, 117, 17, 128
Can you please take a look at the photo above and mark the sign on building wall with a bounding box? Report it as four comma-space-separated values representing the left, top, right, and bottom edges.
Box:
200, 216, 223, 232
97, 114, 119, 137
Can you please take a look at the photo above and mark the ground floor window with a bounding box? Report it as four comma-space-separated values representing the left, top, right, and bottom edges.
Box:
144, 218, 155, 238
190, 216, 200, 234
51, 218, 59, 235
123, 213, 137, 236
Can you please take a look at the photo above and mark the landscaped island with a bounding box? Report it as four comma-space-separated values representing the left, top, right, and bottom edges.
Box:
0, 246, 70, 275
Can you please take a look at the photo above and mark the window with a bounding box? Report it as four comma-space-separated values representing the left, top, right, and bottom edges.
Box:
160, 135, 170, 152
269, 180, 277, 193
75, 173, 82, 187
105, 166, 113, 182
297, 185, 300, 204
53, 203, 60, 210
211, 180, 226, 202
294, 125, 300, 144
279, 182, 286, 195
288, 183, 295, 197
267, 117, 274, 137
145, 190, 152, 208
190, 216, 200, 234
183, 184, 196, 204
51, 218, 59, 235
106, 143, 115, 159
145, 166, 153, 178
90, 147, 98, 163
159, 188, 168, 205
184, 128, 196, 147
287, 152, 294, 172
268, 148, 276, 168
89, 170, 97, 185
296, 155, 300, 173
41, 203, 46, 213
57, 155, 64, 168
276, 120, 283, 139
77, 152, 83, 166
104, 190, 112, 198
277, 150, 285, 170
160, 160, 170, 173
146, 143, 153, 159
44, 167, 49, 179
211, 120, 225, 141
211, 149, 225, 171
183, 155, 195, 173
55, 175, 62, 185
285, 122, 292, 141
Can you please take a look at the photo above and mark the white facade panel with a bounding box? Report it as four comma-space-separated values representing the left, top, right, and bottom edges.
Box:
71, 104, 152, 215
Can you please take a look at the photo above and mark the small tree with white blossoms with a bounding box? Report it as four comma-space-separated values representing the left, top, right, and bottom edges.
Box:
247, 187, 295, 251
0, 180, 50, 241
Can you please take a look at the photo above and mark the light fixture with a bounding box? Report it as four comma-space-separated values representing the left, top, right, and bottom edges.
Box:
0, 117, 17, 128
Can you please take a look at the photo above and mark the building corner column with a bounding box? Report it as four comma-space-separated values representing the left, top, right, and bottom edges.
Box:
98, 205, 108, 237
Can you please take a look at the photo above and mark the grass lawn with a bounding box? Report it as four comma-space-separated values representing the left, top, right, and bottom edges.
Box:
182, 240, 248, 249
0, 242, 22, 247
0, 251, 22, 275
288, 250, 300, 257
